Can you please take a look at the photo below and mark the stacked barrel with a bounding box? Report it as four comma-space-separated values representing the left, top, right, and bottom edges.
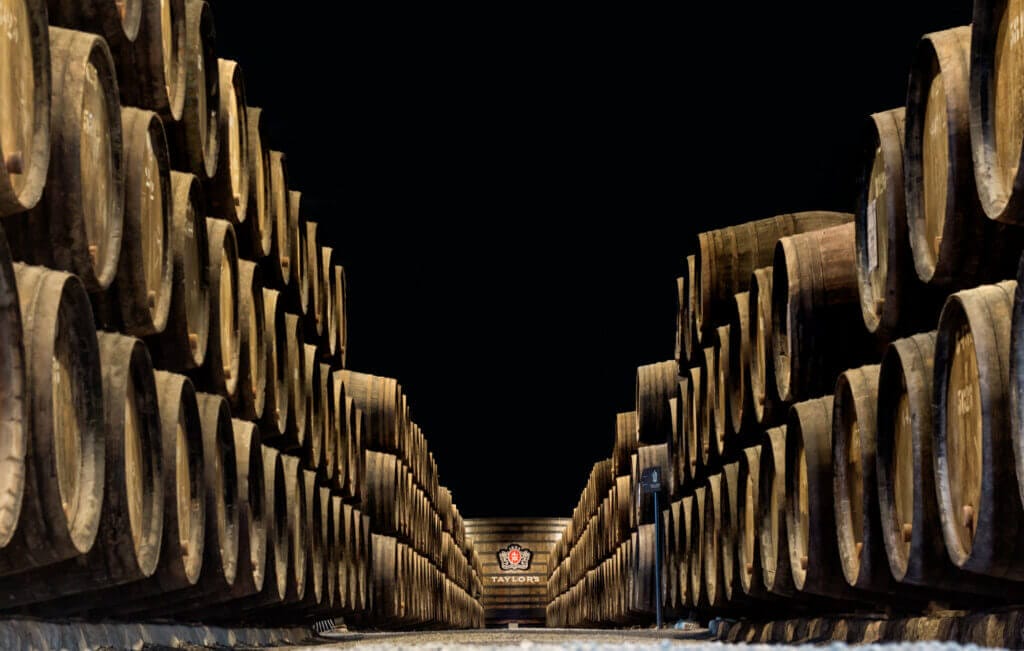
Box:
0, 0, 482, 629
550, 0, 1024, 630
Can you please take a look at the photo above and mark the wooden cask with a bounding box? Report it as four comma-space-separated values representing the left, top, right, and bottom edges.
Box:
736, 444, 767, 599
0, 265, 102, 573
0, 229, 25, 550
10, 27, 123, 293
208, 59, 248, 225
772, 223, 872, 402
674, 379, 690, 489
636, 359, 677, 444
749, 267, 783, 426
113, 107, 172, 336
198, 218, 239, 398
685, 364, 703, 483
333, 264, 348, 367
146, 171, 209, 371
241, 107, 271, 259
46, 0, 141, 61
703, 473, 728, 609
290, 469, 324, 609
118, 0, 185, 121
280, 454, 307, 604
0, 0, 50, 217
720, 462, 748, 604
700, 345, 718, 469
758, 425, 795, 597
683, 255, 700, 362
674, 276, 684, 365
337, 370, 401, 454
320, 246, 338, 358
267, 150, 291, 288
713, 324, 732, 452
288, 190, 309, 315
320, 362, 338, 488
305, 222, 324, 340
301, 344, 321, 471
231, 260, 265, 420
282, 312, 307, 445
906, 26, 1022, 287
687, 485, 706, 609
934, 280, 1024, 579
224, 420, 266, 602
612, 411, 637, 478
727, 292, 754, 438
832, 364, 895, 593
170, 0, 218, 180
260, 288, 287, 438
970, 0, 1024, 224
856, 108, 937, 338
695, 211, 853, 339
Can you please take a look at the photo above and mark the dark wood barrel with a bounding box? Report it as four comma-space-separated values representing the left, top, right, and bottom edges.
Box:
934, 280, 1024, 580
695, 211, 854, 339
749, 267, 783, 427
169, 0, 218, 180
295, 470, 324, 608
301, 344, 321, 471
0, 333, 162, 607
758, 425, 795, 597
337, 370, 401, 454
288, 190, 309, 316
46, 0, 142, 62
282, 312, 307, 446
832, 364, 896, 593
635, 359, 677, 445
736, 444, 767, 599
772, 222, 872, 403
240, 107, 271, 259
231, 259, 265, 420
198, 218, 239, 398
225, 420, 266, 601
726, 293, 754, 438
317, 487, 337, 614
320, 362, 337, 487
306, 222, 324, 341
612, 411, 637, 478
683, 255, 699, 363
331, 373, 349, 495
117, 0, 185, 121
0, 229, 25, 550
147, 171, 209, 371
1011, 257, 1024, 535
703, 473, 728, 609
687, 485, 706, 609
674, 276, 684, 366
0, 0, 50, 218
786, 396, 863, 600
674, 380, 689, 489
856, 108, 938, 338
680, 494, 693, 608
114, 107, 172, 336
333, 264, 349, 368
685, 364, 703, 483
700, 345, 718, 469
907, 26, 1022, 287
720, 462, 749, 604
321, 246, 338, 359
267, 150, 291, 288
877, 331, 1017, 596
208, 59, 248, 225
971, 0, 1024, 225
714, 324, 732, 453
11, 27, 123, 293
667, 396, 680, 497
259, 288, 286, 438
280, 454, 307, 603
0, 264, 102, 573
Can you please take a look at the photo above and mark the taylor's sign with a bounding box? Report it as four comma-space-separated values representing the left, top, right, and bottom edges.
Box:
496, 544, 532, 571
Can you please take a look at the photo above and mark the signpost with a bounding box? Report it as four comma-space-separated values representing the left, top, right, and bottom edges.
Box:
640, 466, 663, 628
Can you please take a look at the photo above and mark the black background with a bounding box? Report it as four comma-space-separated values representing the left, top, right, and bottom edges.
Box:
212, 1, 970, 516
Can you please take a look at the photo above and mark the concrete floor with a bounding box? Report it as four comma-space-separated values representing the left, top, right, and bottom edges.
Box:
285, 627, 711, 649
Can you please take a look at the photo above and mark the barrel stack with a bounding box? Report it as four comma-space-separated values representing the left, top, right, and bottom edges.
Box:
549, 5, 1024, 630
0, 0, 483, 630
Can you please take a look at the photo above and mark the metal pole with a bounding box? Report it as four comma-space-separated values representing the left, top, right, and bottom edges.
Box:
653, 489, 663, 629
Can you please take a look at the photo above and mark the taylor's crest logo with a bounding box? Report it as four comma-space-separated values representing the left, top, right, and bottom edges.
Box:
497, 544, 532, 571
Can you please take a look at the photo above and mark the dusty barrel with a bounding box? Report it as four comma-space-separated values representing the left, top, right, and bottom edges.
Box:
786, 396, 863, 600
934, 280, 1024, 579
703, 473, 728, 609
0, 0, 50, 217
301, 344, 322, 471
320, 362, 337, 487
727, 292, 754, 438
288, 190, 309, 315
333, 264, 349, 367
673, 380, 690, 488
221, 419, 266, 601
169, 0, 218, 180
667, 396, 680, 497
117, 0, 185, 121
13, 27, 123, 293
720, 462, 749, 604
971, 0, 1024, 225
197, 218, 239, 398
683, 255, 700, 363
209, 59, 248, 224
772, 223, 872, 403
856, 108, 936, 338
695, 211, 854, 339
0, 264, 102, 573
714, 324, 732, 452
337, 370, 401, 453
260, 288, 286, 438
636, 359, 677, 444
305, 222, 324, 341
281, 312, 307, 446
687, 485, 706, 608
320, 246, 338, 359
832, 364, 895, 592
113, 107, 172, 336
290, 469, 324, 609
736, 443, 767, 599
749, 267, 783, 426
0, 333, 162, 607
612, 411, 637, 478
267, 150, 291, 288
674, 276, 684, 366
700, 345, 718, 468
147, 171, 209, 372
230, 260, 265, 421
758, 425, 795, 596
240, 107, 271, 259
907, 26, 1021, 287
685, 364, 703, 482
279, 454, 308, 603
0, 230, 25, 550
46, 0, 141, 59
331, 373, 349, 494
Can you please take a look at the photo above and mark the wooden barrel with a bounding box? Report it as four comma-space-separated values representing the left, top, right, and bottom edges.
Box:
612, 411, 637, 478
703, 473, 728, 609
260, 288, 287, 438
720, 462, 748, 604
772, 222, 872, 403
758, 425, 795, 596
785, 396, 863, 600
736, 444, 767, 599
225, 420, 266, 601
832, 364, 896, 593
114, 107, 172, 336
0, 231, 24, 550
241, 107, 271, 259
635, 359, 677, 444
0, 333, 162, 607
749, 267, 783, 427
714, 324, 732, 452
700, 345, 718, 468
0, 264, 102, 573
198, 218, 239, 398
631, 523, 658, 617
726, 293, 754, 438
667, 396, 680, 498
147, 171, 209, 371
316, 486, 336, 614
208, 59, 248, 225
907, 26, 1021, 287
320, 362, 337, 488
46, 0, 141, 60
695, 211, 854, 339
320, 246, 338, 358
230, 260, 265, 420
294, 469, 324, 608
934, 280, 1024, 580
333, 264, 349, 367
11, 27, 123, 293
170, 0, 218, 180
971, 1, 1024, 225
279, 454, 307, 603
856, 108, 937, 338
0, 0, 50, 217
267, 150, 291, 288
288, 190, 309, 316
301, 344, 321, 471
337, 370, 401, 454
117, 0, 185, 121
683, 255, 699, 363
282, 312, 307, 446
305, 222, 324, 340
674, 380, 690, 489
674, 276, 684, 366
685, 364, 703, 483
687, 485, 706, 609
331, 375, 349, 495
